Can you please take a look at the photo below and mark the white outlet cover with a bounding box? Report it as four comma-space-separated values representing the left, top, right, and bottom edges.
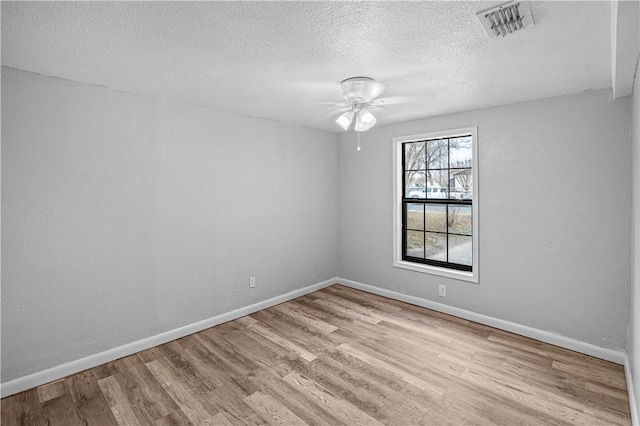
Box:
438, 285, 447, 297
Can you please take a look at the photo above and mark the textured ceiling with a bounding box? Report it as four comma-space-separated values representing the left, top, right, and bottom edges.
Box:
0, 1, 627, 132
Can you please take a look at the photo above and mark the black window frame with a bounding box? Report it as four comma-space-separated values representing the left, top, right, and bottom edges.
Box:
401, 135, 473, 272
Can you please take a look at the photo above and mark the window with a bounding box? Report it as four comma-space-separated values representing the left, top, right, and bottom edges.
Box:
393, 128, 478, 283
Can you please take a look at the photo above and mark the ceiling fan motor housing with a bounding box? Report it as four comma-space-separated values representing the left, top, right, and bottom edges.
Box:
340, 77, 385, 104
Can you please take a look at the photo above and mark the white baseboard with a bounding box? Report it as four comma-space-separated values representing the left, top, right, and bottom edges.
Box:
337, 277, 626, 365
0, 278, 336, 398
626, 354, 640, 426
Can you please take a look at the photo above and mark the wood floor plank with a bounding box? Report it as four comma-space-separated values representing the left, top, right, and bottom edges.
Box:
201, 411, 240, 426
282, 371, 385, 426
41, 391, 89, 426
323, 285, 403, 313
156, 340, 217, 394
220, 328, 291, 370
243, 390, 308, 426
338, 342, 446, 396
585, 380, 630, 401
460, 366, 588, 424
250, 309, 341, 356
372, 311, 455, 343
235, 315, 258, 326
283, 353, 389, 416
286, 297, 359, 331
312, 297, 381, 324
145, 358, 217, 425
247, 323, 318, 362
200, 382, 258, 424
98, 374, 146, 425
284, 351, 435, 425
190, 344, 253, 390
65, 370, 119, 425
420, 379, 557, 426
36, 379, 66, 404
312, 289, 382, 317
92, 360, 120, 381
153, 409, 192, 426
112, 355, 179, 421
173, 338, 231, 390
1, 389, 50, 426
197, 329, 261, 377
269, 303, 338, 334
1, 284, 632, 425
552, 359, 628, 389
249, 369, 337, 425
187, 335, 260, 400
320, 290, 455, 346
583, 398, 632, 426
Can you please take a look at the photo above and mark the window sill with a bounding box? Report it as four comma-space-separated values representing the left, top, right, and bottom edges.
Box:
393, 260, 478, 283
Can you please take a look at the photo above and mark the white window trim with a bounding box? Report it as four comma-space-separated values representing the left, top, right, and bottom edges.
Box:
392, 127, 479, 283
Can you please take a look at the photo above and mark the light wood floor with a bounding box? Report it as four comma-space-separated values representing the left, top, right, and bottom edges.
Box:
1, 285, 631, 425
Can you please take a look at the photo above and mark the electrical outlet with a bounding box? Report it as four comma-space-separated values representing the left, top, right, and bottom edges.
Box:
249, 275, 256, 288
438, 284, 447, 297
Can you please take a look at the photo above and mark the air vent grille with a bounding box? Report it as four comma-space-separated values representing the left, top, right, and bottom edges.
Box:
477, 1, 535, 38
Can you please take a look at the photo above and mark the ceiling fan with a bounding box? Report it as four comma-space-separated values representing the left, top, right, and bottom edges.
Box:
334, 77, 386, 132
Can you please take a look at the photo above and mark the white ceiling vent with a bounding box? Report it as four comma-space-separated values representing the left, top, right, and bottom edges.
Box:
477, 1, 535, 38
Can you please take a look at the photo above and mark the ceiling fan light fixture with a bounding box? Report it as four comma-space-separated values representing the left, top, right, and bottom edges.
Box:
334, 77, 384, 132
336, 110, 355, 130
340, 77, 385, 103
354, 109, 376, 132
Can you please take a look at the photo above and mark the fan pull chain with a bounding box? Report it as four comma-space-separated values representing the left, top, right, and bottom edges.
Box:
357, 131, 361, 151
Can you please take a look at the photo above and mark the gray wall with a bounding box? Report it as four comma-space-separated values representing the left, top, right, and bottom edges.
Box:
2, 64, 635, 388
338, 89, 632, 351
1, 67, 338, 382
629, 58, 640, 419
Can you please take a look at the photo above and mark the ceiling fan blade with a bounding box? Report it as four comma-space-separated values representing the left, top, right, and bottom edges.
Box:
313, 105, 349, 120
373, 93, 437, 106
312, 100, 350, 108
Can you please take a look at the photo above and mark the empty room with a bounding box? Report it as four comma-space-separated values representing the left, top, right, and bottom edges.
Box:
2, 1, 640, 425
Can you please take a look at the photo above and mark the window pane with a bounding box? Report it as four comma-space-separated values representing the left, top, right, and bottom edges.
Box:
404, 142, 426, 170
448, 234, 472, 266
427, 139, 448, 169
450, 136, 472, 168
426, 170, 448, 198
398, 130, 474, 274
448, 205, 472, 236
449, 168, 472, 200
425, 204, 446, 232
425, 232, 447, 261
406, 204, 424, 230
406, 231, 424, 258
405, 171, 426, 198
